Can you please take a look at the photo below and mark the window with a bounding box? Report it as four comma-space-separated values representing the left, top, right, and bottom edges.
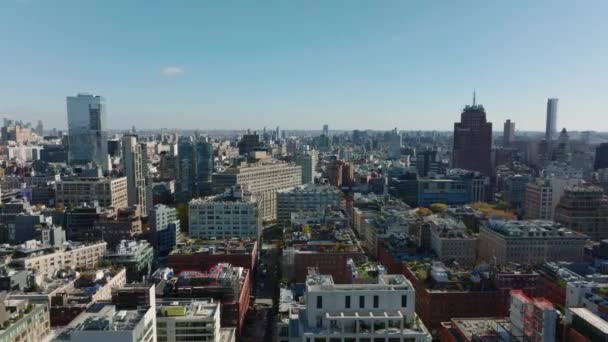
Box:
373, 295, 379, 308
359, 295, 365, 308
345, 295, 351, 309
317, 296, 323, 309
401, 295, 408, 307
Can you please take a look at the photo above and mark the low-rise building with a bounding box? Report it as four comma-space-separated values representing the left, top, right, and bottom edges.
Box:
103, 240, 153, 282
478, 220, 588, 265
282, 221, 366, 283
168, 238, 257, 273
427, 215, 477, 265
53, 303, 156, 342
159, 263, 251, 335
0, 295, 51, 342
12, 241, 107, 276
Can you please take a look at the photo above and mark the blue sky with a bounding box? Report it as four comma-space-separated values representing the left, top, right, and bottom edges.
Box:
1, 0, 607, 131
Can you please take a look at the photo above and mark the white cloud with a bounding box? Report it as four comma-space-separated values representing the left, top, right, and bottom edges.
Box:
161, 66, 185, 76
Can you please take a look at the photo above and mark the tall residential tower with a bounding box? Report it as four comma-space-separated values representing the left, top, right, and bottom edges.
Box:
122, 134, 152, 217
545, 98, 558, 142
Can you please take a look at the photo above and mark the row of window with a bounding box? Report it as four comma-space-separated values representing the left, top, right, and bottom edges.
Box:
316, 295, 407, 310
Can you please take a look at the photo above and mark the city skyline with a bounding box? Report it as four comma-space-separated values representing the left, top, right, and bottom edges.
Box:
2, 1, 608, 131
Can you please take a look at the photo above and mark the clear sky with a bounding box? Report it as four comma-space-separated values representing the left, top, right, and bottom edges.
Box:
1, 0, 607, 131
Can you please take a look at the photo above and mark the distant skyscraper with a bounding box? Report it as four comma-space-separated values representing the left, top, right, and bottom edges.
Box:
387, 128, 402, 160
177, 139, 196, 200
122, 134, 152, 217
238, 131, 261, 155
195, 141, 214, 196
452, 94, 493, 175
545, 98, 558, 142
66, 93, 109, 170
322, 124, 329, 136
35, 120, 43, 136
503, 119, 515, 147
595, 143, 608, 170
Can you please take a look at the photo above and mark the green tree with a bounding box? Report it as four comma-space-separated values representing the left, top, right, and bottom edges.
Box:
176, 204, 189, 233
429, 203, 448, 213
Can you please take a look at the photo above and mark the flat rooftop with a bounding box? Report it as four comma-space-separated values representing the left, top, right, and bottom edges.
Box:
156, 299, 218, 318
56, 304, 150, 339
451, 317, 510, 340
486, 219, 585, 239
170, 238, 256, 255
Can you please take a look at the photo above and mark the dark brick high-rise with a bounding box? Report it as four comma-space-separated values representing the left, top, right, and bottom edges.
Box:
452, 97, 493, 175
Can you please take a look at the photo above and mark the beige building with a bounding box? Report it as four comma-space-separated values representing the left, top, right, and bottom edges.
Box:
213, 162, 302, 221
478, 220, 587, 265
0, 296, 50, 342
427, 216, 477, 265
56, 177, 128, 209
14, 242, 107, 276
554, 185, 608, 241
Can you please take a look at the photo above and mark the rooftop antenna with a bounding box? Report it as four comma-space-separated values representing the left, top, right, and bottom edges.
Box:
473, 90, 476, 106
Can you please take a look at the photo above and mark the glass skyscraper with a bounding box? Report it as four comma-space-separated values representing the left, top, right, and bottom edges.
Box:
66, 93, 109, 170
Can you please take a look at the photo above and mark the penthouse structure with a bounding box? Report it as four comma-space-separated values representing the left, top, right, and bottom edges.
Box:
189, 185, 262, 239
156, 299, 235, 342
277, 272, 431, 342
478, 220, 588, 265
56, 177, 128, 209
213, 162, 302, 221
12, 241, 107, 276
276, 183, 341, 223
554, 185, 608, 241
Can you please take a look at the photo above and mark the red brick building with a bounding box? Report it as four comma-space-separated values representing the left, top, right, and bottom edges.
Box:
168, 239, 257, 273
403, 263, 541, 336
168, 263, 251, 335
293, 251, 366, 283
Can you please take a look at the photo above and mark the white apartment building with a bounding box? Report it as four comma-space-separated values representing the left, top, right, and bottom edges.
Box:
278, 273, 432, 342
156, 299, 235, 342
189, 185, 262, 239
14, 241, 107, 276
53, 304, 156, 342
276, 183, 341, 223
524, 167, 582, 220
56, 177, 128, 209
